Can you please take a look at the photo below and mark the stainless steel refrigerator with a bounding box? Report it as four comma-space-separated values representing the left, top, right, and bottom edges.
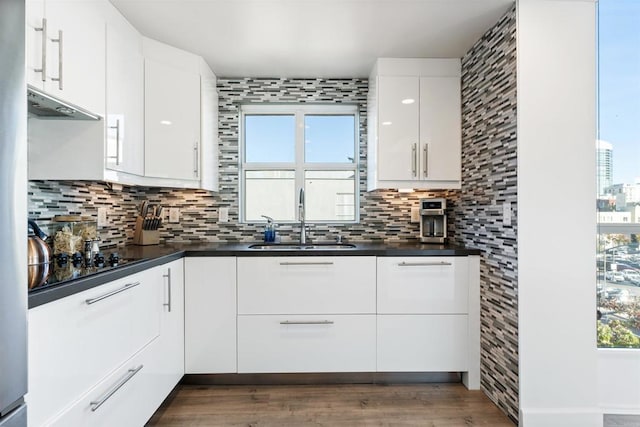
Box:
0, 0, 28, 425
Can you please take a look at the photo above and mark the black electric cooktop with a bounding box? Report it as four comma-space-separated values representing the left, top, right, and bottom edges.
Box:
28, 251, 137, 292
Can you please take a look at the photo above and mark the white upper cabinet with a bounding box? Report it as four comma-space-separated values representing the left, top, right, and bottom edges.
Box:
143, 38, 201, 182
368, 58, 461, 191
377, 76, 420, 182
199, 60, 219, 192
26, 0, 106, 116
27, 7, 219, 190
419, 76, 461, 183
105, 12, 144, 176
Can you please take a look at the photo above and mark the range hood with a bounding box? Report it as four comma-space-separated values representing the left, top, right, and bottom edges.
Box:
27, 86, 101, 120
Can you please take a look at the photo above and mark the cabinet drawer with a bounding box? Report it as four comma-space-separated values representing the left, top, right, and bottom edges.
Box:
237, 257, 376, 314
49, 337, 165, 427
377, 315, 468, 372
377, 257, 468, 314
238, 315, 376, 373
28, 271, 160, 427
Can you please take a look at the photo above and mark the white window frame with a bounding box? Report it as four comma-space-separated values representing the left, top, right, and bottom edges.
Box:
239, 104, 360, 224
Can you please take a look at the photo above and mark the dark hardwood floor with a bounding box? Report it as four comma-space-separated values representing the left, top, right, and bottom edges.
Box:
147, 383, 515, 426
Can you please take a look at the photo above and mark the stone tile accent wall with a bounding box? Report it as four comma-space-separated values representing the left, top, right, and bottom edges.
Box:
453, 5, 518, 424
28, 78, 459, 245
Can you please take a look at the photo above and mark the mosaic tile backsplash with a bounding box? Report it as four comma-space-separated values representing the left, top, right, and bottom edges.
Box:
29, 78, 459, 246
453, 5, 519, 424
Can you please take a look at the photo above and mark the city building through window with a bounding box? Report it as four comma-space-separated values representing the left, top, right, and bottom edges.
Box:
596, 0, 640, 349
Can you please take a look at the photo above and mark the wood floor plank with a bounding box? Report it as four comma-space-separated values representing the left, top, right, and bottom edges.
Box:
147, 384, 515, 427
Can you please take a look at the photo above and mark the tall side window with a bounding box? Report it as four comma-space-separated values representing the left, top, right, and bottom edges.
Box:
240, 104, 359, 223
596, 0, 640, 348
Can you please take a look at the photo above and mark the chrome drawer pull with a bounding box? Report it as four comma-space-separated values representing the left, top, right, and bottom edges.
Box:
50, 30, 63, 90
85, 281, 141, 305
34, 18, 47, 81
108, 119, 121, 165
397, 261, 452, 267
411, 143, 417, 177
423, 144, 429, 177
279, 261, 334, 266
163, 268, 172, 312
89, 365, 143, 412
280, 320, 334, 325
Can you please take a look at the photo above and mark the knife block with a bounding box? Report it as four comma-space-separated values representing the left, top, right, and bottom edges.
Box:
133, 216, 160, 245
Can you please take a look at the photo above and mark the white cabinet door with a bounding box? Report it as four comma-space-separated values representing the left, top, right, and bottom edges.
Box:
368, 58, 462, 191
41, 0, 106, 116
377, 76, 420, 182
157, 259, 185, 389
49, 337, 167, 427
238, 314, 376, 373
237, 257, 376, 315
199, 60, 219, 192
377, 315, 469, 372
377, 257, 468, 314
419, 77, 461, 182
105, 15, 144, 175
26, 0, 46, 89
144, 59, 201, 180
28, 270, 161, 427
184, 257, 237, 374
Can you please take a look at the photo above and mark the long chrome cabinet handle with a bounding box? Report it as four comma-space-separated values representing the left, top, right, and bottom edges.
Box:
193, 142, 199, 177
163, 268, 172, 312
89, 365, 143, 412
50, 30, 63, 90
280, 320, 334, 325
85, 281, 141, 305
411, 143, 417, 177
397, 261, 452, 267
423, 144, 428, 177
279, 261, 334, 266
108, 120, 121, 165
34, 18, 47, 81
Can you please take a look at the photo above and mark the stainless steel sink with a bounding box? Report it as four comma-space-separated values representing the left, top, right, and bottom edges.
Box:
248, 243, 357, 250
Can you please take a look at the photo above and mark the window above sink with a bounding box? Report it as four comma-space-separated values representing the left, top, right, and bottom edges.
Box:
239, 104, 359, 224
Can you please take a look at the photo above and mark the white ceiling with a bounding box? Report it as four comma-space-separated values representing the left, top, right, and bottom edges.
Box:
109, 0, 514, 78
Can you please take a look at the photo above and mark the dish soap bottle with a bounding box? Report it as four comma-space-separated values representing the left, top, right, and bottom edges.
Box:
261, 215, 276, 242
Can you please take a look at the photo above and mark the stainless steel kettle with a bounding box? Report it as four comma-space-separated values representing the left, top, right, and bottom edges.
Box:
28, 219, 52, 289
28, 219, 52, 266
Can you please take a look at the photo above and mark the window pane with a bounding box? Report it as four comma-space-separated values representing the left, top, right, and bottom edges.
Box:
597, 233, 640, 348
597, 0, 640, 348
304, 171, 356, 221
245, 170, 295, 222
245, 115, 295, 162
304, 115, 355, 163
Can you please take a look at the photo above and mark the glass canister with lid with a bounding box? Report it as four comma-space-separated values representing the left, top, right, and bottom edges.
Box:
51, 215, 98, 255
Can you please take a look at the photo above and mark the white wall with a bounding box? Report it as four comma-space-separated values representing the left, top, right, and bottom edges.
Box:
598, 349, 640, 414
517, 0, 600, 426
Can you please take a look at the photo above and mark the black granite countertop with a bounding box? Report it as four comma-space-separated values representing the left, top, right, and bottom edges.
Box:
28, 241, 480, 308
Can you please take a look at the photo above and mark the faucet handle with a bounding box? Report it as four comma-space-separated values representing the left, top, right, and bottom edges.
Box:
335, 234, 343, 244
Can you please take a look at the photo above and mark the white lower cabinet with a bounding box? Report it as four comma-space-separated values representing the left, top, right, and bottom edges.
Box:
184, 257, 237, 374
377, 315, 469, 372
237, 314, 376, 373
377, 256, 468, 314
28, 269, 160, 427
376, 255, 480, 389
237, 256, 376, 315
156, 259, 185, 391
28, 260, 185, 427
48, 337, 163, 427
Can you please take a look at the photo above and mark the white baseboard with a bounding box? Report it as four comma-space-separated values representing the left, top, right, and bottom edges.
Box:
520, 407, 602, 427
